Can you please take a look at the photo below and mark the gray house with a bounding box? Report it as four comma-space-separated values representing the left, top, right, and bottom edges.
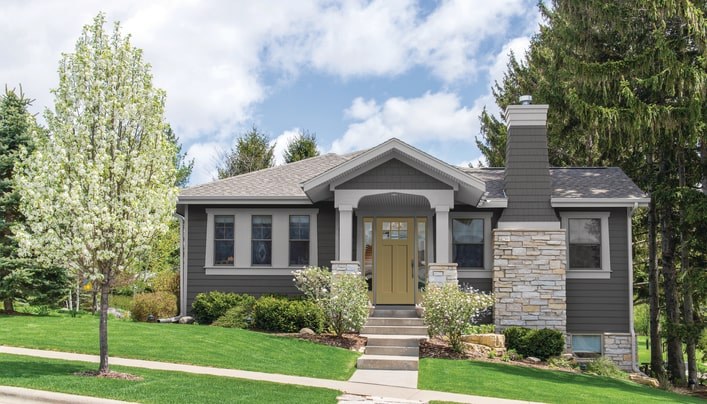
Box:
176, 101, 648, 370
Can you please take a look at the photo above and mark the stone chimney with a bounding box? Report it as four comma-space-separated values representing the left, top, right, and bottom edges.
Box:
493, 96, 566, 334
498, 96, 558, 228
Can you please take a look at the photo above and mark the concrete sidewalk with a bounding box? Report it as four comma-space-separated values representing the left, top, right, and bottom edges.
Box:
0, 385, 135, 403
0, 346, 536, 404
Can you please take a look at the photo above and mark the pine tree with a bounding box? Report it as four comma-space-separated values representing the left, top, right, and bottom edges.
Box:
217, 126, 274, 178
284, 129, 319, 164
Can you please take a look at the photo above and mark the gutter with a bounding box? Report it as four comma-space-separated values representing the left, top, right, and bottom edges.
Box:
627, 202, 641, 373
173, 212, 186, 316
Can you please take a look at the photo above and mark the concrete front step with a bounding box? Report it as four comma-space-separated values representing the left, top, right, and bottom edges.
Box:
360, 325, 428, 336
365, 317, 424, 327
363, 335, 425, 347
370, 309, 417, 318
356, 354, 419, 371
364, 345, 419, 356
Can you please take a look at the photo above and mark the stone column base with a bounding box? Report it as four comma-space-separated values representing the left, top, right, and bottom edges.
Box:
427, 263, 458, 286
331, 261, 361, 276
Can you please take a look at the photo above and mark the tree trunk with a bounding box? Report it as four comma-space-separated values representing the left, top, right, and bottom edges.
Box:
3, 299, 13, 313
660, 211, 686, 385
648, 197, 664, 378
679, 151, 698, 388
98, 282, 110, 374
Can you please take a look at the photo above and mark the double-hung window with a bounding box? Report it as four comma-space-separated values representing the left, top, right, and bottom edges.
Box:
560, 212, 611, 278
289, 215, 310, 266
214, 215, 235, 265
452, 218, 485, 268
251, 215, 272, 265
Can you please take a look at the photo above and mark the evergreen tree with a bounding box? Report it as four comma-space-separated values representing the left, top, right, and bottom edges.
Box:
165, 124, 193, 188
217, 126, 274, 178
284, 129, 319, 163
0, 88, 43, 312
477, 0, 706, 384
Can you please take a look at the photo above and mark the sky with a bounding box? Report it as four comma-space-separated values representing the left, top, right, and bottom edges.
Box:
1, 0, 541, 185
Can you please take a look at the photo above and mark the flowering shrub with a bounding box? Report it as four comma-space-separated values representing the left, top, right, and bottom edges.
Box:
325, 274, 370, 336
292, 266, 331, 302
422, 283, 494, 352
293, 266, 370, 336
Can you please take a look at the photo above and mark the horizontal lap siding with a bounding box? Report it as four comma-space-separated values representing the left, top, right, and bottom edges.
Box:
565, 207, 630, 333
185, 204, 336, 314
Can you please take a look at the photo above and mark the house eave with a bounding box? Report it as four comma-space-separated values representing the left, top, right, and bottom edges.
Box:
178, 196, 312, 205
550, 197, 650, 208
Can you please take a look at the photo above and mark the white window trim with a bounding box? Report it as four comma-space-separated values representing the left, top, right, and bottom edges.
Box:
449, 211, 493, 277
204, 208, 318, 275
560, 211, 611, 279
569, 333, 604, 355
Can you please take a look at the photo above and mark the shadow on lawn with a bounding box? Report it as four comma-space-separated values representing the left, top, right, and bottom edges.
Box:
466, 361, 678, 401
0, 358, 92, 379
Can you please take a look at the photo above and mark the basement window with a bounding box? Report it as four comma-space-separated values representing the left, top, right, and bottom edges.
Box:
571, 334, 602, 358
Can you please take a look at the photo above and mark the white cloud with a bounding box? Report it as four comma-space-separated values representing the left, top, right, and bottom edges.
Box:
331, 91, 483, 154
345, 97, 380, 120
186, 141, 227, 185
270, 129, 300, 166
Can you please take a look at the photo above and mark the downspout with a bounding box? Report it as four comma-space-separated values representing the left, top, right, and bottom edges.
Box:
627, 202, 640, 373
173, 212, 186, 316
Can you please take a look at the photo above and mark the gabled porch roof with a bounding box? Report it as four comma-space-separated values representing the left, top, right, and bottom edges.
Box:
301, 138, 486, 206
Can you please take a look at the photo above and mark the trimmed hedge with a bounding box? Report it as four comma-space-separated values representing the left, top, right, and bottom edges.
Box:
131, 292, 177, 322
252, 296, 325, 333
503, 326, 565, 360
212, 305, 254, 329
192, 292, 256, 324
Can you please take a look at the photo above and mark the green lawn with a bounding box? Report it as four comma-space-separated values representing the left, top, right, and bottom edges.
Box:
637, 335, 707, 372
0, 313, 358, 380
0, 354, 339, 403
419, 358, 702, 404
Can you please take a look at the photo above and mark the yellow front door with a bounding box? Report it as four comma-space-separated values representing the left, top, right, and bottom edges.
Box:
375, 218, 415, 304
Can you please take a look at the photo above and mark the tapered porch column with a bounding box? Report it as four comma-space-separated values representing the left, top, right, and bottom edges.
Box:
435, 205, 450, 263
338, 205, 353, 261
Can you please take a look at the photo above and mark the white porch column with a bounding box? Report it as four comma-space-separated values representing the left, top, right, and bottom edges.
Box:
338, 205, 353, 261
435, 205, 450, 263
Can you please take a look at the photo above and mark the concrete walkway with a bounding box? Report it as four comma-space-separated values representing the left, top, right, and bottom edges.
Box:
0, 346, 536, 404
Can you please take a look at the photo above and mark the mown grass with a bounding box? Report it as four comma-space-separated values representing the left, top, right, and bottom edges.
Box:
419, 358, 702, 404
637, 335, 707, 373
0, 354, 339, 403
0, 312, 358, 380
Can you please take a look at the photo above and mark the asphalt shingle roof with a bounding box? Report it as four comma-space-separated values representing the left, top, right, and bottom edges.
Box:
181, 152, 647, 201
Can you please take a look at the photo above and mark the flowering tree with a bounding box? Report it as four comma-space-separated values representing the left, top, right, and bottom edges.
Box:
14, 14, 177, 375
422, 283, 494, 352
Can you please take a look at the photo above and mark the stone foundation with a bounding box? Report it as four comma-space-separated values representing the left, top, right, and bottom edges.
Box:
602, 333, 634, 371
493, 230, 567, 332
331, 261, 361, 275
427, 263, 458, 286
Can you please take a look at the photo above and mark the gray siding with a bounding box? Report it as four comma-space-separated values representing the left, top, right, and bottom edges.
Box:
338, 158, 452, 190
185, 204, 336, 313
500, 126, 558, 223
564, 207, 631, 333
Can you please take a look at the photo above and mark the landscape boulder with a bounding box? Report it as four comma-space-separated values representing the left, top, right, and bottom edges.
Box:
178, 316, 195, 324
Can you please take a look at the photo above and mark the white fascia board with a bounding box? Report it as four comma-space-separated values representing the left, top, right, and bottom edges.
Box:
551, 197, 650, 208
477, 198, 507, 208
302, 138, 485, 192
178, 196, 312, 205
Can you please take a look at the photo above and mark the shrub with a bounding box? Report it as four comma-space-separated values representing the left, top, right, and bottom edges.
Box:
503, 327, 565, 360
191, 291, 255, 324
633, 303, 649, 336
131, 292, 177, 322
292, 266, 331, 302
422, 283, 494, 352
323, 273, 370, 336
584, 356, 626, 379
503, 326, 531, 354
153, 270, 179, 295
212, 305, 254, 329
252, 296, 325, 333
465, 323, 495, 334
293, 267, 370, 336
547, 355, 577, 369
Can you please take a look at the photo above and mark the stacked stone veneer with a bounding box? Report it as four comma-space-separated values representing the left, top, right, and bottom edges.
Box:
602, 333, 634, 370
493, 229, 567, 332
427, 263, 458, 286
331, 261, 361, 275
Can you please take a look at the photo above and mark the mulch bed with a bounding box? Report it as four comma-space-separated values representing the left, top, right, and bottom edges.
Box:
419, 337, 477, 360
282, 332, 367, 352
73, 370, 143, 381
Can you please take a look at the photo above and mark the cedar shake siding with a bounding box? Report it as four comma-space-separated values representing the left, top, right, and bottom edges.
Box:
338, 158, 452, 190
564, 207, 631, 333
